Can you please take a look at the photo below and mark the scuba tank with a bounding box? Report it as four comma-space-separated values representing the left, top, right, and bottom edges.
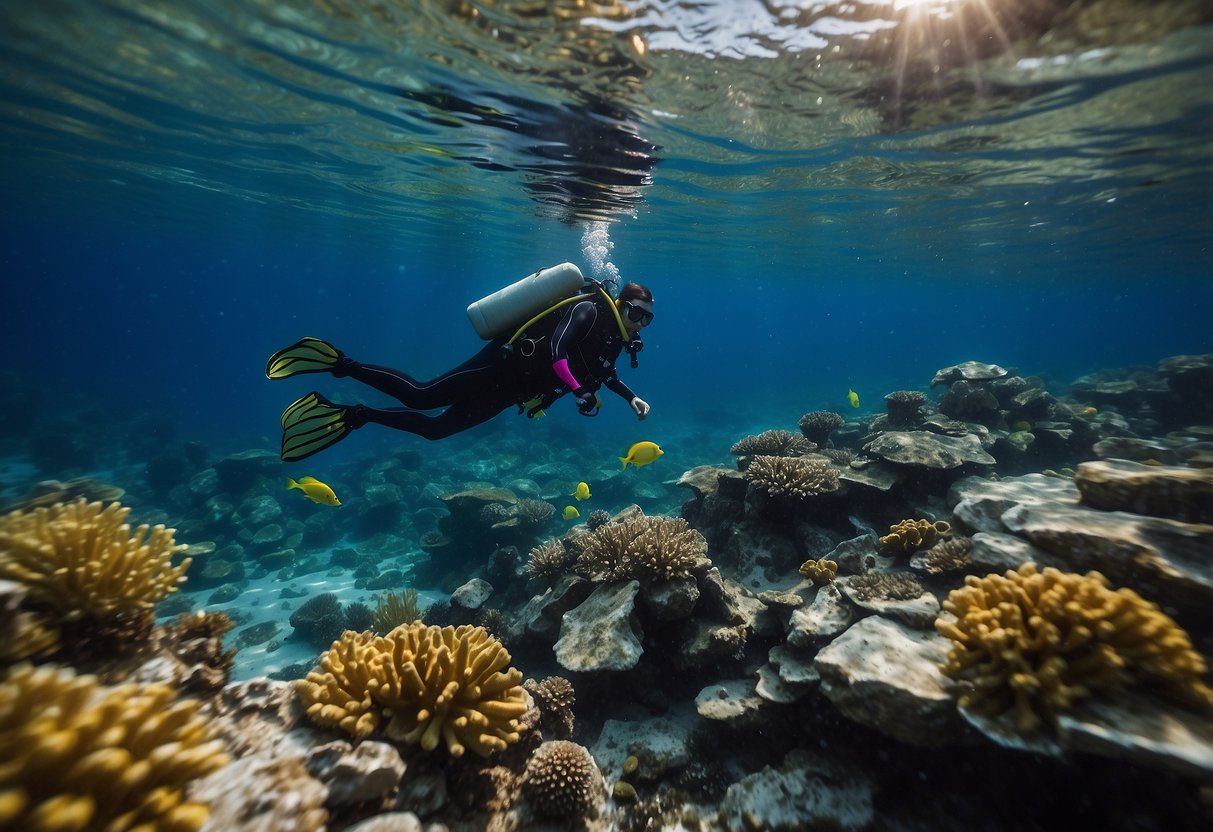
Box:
467, 262, 586, 340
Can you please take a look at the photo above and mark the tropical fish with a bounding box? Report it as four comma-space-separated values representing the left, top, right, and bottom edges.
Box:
570, 481, 592, 501
620, 441, 664, 469
847, 389, 860, 408
286, 476, 341, 506
563, 505, 581, 521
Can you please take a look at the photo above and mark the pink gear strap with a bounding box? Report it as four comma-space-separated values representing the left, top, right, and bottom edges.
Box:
552, 358, 581, 391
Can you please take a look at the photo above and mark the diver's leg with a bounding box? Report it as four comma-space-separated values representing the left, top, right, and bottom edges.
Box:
336, 341, 504, 410
354, 397, 509, 440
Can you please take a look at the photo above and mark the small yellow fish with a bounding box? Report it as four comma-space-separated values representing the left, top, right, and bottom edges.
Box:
563, 505, 580, 520
847, 389, 860, 408
286, 476, 341, 506
620, 441, 664, 469
570, 481, 592, 501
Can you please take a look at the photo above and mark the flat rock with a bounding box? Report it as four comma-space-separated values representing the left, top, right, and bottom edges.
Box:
814, 616, 965, 747
449, 577, 493, 610
967, 531, 1061, 574
591, 708, 695, 780
1076, 459, 1213, 523
517, 574, 593, 642
675, 465, 738, 499
787, 583, 853, 649
769, 644, 821, 689
839, 460, 903, 492
949, 473, 1078, 534
715, 750, 875, 832
864, 431, 995, 469
839, 579, 940, 630
931, 360, 1009, 386
695, 678, 765, 725
554, 580, 643, 672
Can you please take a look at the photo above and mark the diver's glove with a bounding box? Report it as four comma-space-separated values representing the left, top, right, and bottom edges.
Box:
630, 396, 650, 420
574, 387, 600, 417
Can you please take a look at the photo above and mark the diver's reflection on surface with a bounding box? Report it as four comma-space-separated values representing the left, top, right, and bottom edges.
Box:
397, 86, 659, 224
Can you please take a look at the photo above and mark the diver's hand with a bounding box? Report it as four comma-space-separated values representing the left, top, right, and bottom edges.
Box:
630, 396, 650, 420
574, 388, 598, 416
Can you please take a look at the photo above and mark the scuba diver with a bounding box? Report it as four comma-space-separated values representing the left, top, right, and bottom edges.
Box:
266, 275, 653, 462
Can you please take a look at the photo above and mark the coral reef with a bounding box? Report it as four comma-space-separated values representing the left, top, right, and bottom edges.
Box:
288, 592, 344, 649
344, 601, 374, 632
847, 571, 925, 601
524, 676, 576, 739
879, 518, 951, 555
522, 740, 602, 818
798, 410, 844, 446
0, 664, 229, 831
513, 498, 556, 527
743, 455, 840, 500
798, 558, 838, 586
161, 610, 237, 694
914, 537, 973, 575
0, 499, 190, 635
524, 538, 568, 584
730, 429, 814, 464
936, 563, 1213, 734
294, 622, 527, 758
575, 515, 707, 583
585, 509, 611, 531
372, 588, 422, 632
884, 390, 927, 425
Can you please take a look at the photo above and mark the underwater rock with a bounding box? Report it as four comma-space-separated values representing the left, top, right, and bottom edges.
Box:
591, 711, 694, 781
237, 494, 284, 530
966, 531, 1060, 574
716, 749, 875, 832
213, 449, 279, 494
787, 583, 853, 649
865, 430, 995, 469
839, 576, 940, 630
554, 580, 643, 672
755, 663, 802, 704
931, 360, 1009, 386
344, 813, 424, 832
191, 752, 328, 832
815, 615, 965, 747
676, 464, 737, 499
838, 459, 903, 492
1076, 458, 1213, 523
516, 574, 593, 643
938, 380, 1001, 423
695, 678, 764, 725
949, 473, 1077, 534
824, 533, 880, 575
188, 467, 220, 500
1092, 436, 1213, 466
236, 621, 279, 648
450, 577, 494, 610
306, 740, 406, 807
639, 574, 700, 621
769, 644, 821, 690
697, 567, 773, 634
679, 621, 749, 667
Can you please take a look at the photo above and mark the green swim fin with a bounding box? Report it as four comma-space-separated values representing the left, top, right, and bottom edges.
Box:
280, 392, 352, 462
266, 337, 343, 379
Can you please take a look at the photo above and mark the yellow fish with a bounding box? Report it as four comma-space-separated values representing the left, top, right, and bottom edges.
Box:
570, 481, 592, 501
847, 389, 860, 408
286, 476, 341, 506
563, 505, 580, 521
620, 441, 664, 469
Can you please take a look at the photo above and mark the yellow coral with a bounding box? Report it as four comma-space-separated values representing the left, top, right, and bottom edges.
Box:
295, 622, 527, 758
798, 558, 838, 586
0, 664, 229, 831
936, 563, 1213, 734
574, 515, 707, 583
879, 518, 951, 555
0, 499, 190, 623
372, 589, 422, 632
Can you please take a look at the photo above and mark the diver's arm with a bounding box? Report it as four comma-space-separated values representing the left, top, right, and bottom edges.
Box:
550, 301, 597, 392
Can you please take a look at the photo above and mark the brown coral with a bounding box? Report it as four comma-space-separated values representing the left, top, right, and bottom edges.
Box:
743, 455, 840, 500
798, 410, 844, 446
884, 390, 927, 425
522, 740, 602, 819
574, 515, 707, 583
372, 588, 423, 632
936, 563, 1213, 734
879, 518, 951, 555
730, 429, 814, 465
847, 571, 925, 601
524, 538, 568, 583
0, 664, 229, 832
295, 622, 527, 758
916, 536, 973, 575
524, 676, 576, 739
798, 558, 838, 586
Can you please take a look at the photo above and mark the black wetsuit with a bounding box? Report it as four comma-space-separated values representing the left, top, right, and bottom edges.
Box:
337, 294, 638, 440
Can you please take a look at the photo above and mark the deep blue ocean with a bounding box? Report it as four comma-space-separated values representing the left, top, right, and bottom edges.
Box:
1, 3, 1213, 830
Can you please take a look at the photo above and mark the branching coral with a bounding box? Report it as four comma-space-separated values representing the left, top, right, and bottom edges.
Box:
574, 516, 708, 583
522, 740, 602, 818
289, 592, 344, 649
936, 563, 1213, 734
585, 509, 611, 531
730, 429, 814, 463
0, 499, 190, 631
884, 390, 927, 425
0, 664, 229, 832
294, 622, 527, 758
372, 589, 423, 632
524, 676, 576, 739
525, 539, 568, 583
743, 455, 840, 500
916, 537, 973, 575
798, 558, 838, 586
798, 410, 844, 446
514, 499, 556, 527
879, 518, 951, 555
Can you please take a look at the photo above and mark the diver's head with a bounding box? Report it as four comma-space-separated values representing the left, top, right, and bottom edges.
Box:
616, 282, 654, 334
